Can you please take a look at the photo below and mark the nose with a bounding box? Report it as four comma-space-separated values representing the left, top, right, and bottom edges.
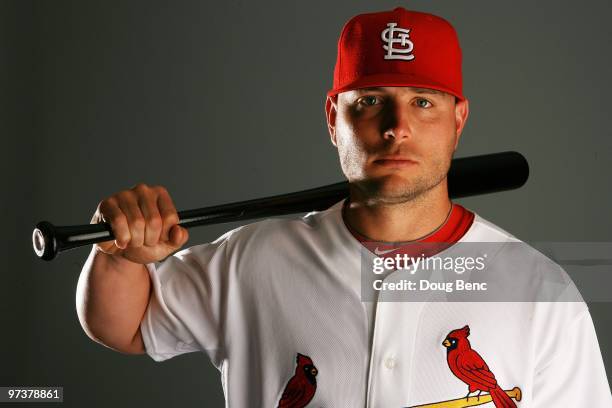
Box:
381, 101, 413, 142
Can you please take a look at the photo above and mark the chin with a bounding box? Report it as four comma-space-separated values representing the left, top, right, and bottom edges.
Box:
357, 173, 423, 203
360, 164, 451, 201
374, 173, 410, 191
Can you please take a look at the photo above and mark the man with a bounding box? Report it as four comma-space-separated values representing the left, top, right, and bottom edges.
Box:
76, 7, 612, 407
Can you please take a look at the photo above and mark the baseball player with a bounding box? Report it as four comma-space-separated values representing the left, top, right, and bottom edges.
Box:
76, 7, 612, 407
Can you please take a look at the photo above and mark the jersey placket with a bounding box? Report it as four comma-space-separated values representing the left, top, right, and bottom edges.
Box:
366, 269, 424, 408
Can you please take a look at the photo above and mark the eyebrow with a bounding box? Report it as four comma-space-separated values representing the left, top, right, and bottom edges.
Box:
355, 86, 447, 96
354, 87, 386, 94
413, 88, 446, 95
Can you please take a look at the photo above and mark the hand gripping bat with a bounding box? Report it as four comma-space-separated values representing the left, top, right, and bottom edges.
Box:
32, 151, 529, 261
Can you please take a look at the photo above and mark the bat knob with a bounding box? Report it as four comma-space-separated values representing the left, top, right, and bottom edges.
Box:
32, 221, 58, 261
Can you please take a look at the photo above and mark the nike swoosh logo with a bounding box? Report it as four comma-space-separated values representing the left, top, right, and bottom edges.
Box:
374, 247, 399, 256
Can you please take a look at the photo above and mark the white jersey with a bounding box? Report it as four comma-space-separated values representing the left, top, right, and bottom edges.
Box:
140, 200, 612, 407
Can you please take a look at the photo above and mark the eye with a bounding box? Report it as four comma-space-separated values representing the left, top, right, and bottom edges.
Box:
356, 95, 382, 107
415, 98, 432, 108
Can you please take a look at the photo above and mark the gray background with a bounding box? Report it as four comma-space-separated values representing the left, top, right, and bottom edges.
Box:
2, 0, 611, 406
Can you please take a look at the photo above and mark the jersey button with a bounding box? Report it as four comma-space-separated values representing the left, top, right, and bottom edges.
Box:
384, 357, 397, 369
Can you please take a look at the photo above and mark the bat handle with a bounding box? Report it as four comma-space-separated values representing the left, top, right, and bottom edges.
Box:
31, 207, 257, 261
32, 221, 114, 261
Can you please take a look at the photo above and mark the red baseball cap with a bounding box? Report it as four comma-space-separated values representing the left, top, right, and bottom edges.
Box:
328, 7, 465, 101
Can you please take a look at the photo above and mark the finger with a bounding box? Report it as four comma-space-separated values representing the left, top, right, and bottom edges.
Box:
116, 191, 145, 248
156, 186, 179, 242
137, 189, 163, 247
99, 198, 131, 250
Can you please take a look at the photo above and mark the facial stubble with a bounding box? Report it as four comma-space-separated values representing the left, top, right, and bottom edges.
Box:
339, 138, 454, 206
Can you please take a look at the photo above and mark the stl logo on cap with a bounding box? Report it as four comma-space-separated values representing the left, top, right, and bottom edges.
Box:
381, 22, 415, 61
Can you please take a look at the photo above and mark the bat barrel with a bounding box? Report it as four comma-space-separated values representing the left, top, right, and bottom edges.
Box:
31, 151, 529, 261
448, 151, 529, 198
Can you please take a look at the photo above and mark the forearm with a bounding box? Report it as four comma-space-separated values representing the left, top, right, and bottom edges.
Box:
76, 246, 150, 354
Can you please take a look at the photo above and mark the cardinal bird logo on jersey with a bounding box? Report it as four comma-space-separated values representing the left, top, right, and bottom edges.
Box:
443, 325, 517, 408
277, 353, 318, 408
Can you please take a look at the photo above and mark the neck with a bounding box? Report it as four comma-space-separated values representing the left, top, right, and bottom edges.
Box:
343, 179, 452, 242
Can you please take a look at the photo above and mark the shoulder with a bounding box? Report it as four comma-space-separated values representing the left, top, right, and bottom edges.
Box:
464, 209, 584, 304
465, 210, 550, 266
462, 211, 520, 243
181, 199, 346, 256
466, 211, 552, 268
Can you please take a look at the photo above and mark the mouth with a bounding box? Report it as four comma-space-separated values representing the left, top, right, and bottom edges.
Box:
442, 339, 451, 347
373, 156, 417, 168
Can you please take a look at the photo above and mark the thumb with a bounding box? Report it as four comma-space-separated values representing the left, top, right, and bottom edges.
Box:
168, 224, 189, 248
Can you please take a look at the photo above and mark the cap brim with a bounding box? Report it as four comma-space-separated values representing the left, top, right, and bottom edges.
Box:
327, 73, 465, 101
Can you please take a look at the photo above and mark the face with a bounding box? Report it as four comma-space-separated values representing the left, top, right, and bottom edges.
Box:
326, 86, 469, 205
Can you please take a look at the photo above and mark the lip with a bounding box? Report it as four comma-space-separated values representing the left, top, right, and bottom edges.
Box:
373, 156, 417, 168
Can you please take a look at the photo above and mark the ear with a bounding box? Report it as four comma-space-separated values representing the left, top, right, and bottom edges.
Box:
325, 95, 338, 147
453, 98, 469, 151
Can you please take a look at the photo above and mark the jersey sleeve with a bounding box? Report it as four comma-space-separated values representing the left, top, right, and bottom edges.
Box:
532, 307, 612, 407
139, 233, 233, 367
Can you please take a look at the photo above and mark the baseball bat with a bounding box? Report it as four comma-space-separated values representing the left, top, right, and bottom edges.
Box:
32, 151, 529, 261
407, 386, 522, 408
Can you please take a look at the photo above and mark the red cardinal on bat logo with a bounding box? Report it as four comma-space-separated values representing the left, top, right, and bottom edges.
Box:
277, 353, 318, 408
443, 325, 517, 408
